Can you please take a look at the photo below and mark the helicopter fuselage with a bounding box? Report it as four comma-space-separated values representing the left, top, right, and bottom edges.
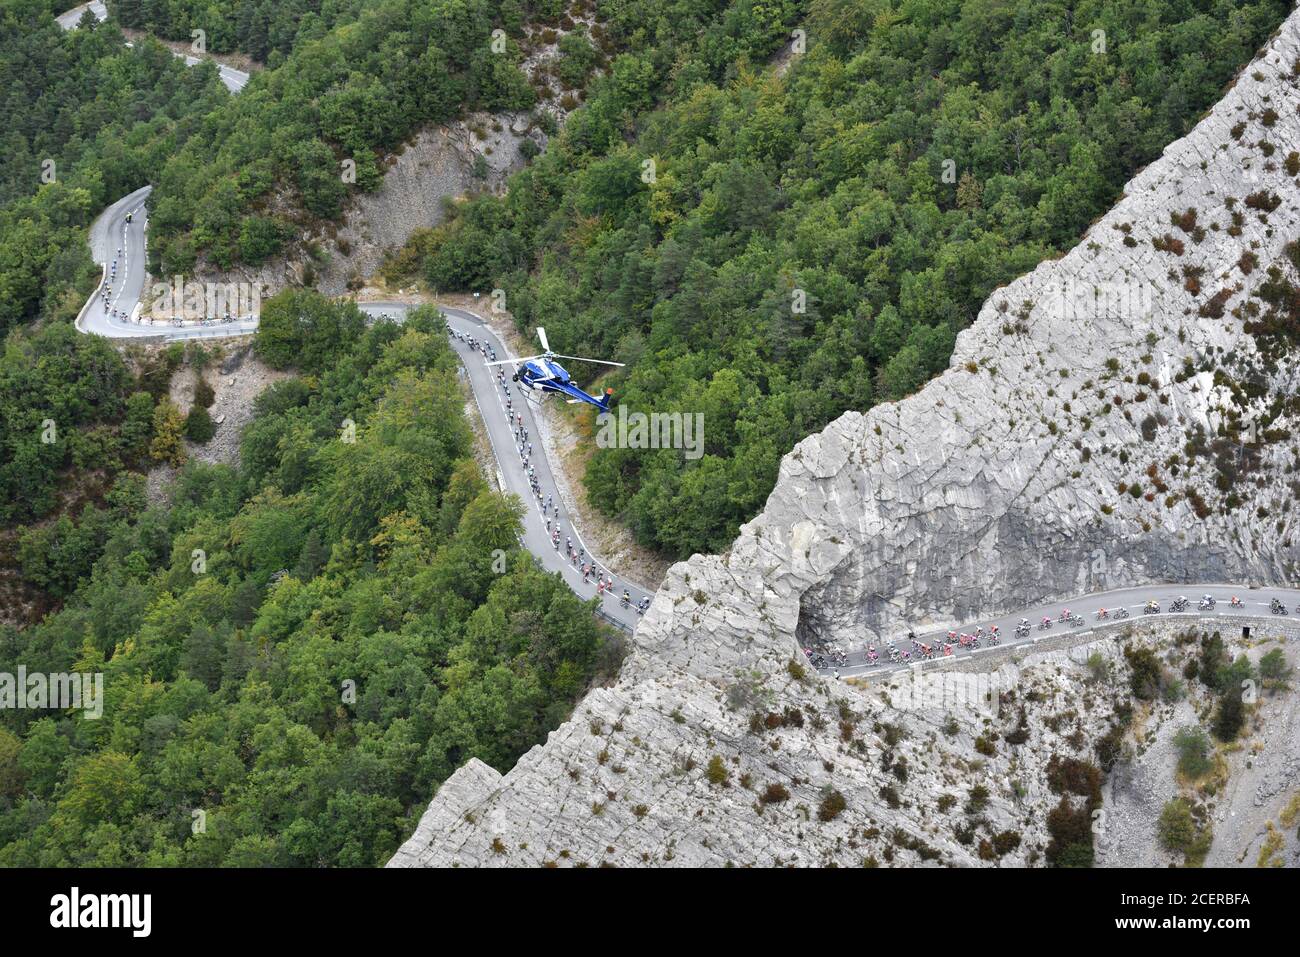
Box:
514, 357, 612, 411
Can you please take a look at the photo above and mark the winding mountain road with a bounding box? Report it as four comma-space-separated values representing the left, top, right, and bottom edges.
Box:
64, 3, 254, 340
59, 6, 652, 628
61, 1, 1299, 656
58, 1, 653, 631
358, 303, 653, 632
75, 184, 261, 340
72, 192, 1300, 654
826, 583, 1300, 679
72, 191, 653, 624
58, 2, 251, 94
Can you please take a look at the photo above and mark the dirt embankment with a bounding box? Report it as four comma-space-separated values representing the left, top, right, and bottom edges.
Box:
146, 342, 291, 507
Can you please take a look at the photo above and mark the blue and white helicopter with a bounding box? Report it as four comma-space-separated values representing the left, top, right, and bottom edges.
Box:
486, 326, 624, 412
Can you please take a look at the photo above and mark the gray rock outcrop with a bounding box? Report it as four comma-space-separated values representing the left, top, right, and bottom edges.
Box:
389, 11, 1300, 867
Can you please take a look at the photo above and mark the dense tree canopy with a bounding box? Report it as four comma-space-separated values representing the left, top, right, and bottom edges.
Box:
0, 1, 228, 335
0, 302, 618, 866
144, 0, 547, 274
0, 322, 150, 527
0, 0, 1292, 868
389, 0, 1288, 557
112, 0, 373, 64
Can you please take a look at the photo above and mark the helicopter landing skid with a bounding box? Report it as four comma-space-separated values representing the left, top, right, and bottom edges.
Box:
516, 384, 545, 406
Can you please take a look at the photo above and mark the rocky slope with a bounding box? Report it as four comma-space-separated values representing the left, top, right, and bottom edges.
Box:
184, 115, 536, 298
390, 617, 1297, 868
1094, 626, 1300, 868
183, 15, 605, 298
389, 13, 1300, 867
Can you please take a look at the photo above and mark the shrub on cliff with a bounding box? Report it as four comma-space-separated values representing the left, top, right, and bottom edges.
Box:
817, 789, 846, 822
1173, 726, 1212, 779
1046, 797, 1095, 868
184, 406, 215, 444
1212, 691, 1246, 743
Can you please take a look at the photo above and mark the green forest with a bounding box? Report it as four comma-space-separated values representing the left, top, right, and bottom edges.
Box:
117, 0, 806, 276
0, 0, 229, 335
388, 0, 1288, 557
112, 0, 377, 64
144, 0, 541, 275
0, 0, 633, 870
0, 0, 1294, 869
0, 303, 618, 866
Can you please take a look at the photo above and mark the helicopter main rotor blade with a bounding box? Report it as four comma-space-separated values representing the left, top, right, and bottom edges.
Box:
536, 326, 550, 352
552, 354, 626, 367
485, 354, 544, 367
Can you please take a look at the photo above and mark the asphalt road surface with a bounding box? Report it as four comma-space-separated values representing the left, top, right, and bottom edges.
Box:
55, 0, 105, 29
58, 2, 250, 93
66, 5, 1293, 649
824, 583, 1300, 679
66, 0, 254, 341
76, 185, 260, 340
357, 302, 652, 632
177, 52, 250, 94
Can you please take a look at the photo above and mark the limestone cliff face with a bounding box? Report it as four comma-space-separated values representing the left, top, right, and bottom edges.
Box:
389, 13, 1300, 867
